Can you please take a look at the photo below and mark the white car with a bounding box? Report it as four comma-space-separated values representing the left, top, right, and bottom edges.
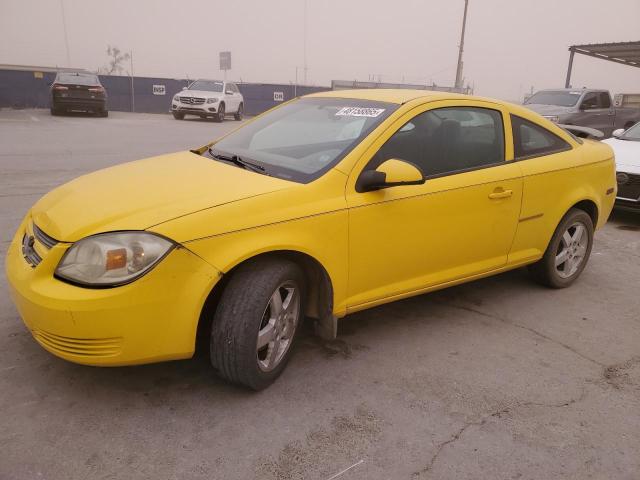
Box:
171, 79, 243, 122
603, 122, 640, 211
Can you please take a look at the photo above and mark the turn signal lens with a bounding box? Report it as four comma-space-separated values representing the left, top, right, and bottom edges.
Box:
106, 248, 127, 270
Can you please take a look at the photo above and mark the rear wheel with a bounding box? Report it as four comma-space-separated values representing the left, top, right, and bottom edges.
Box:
234, 103, 244, 121
528, 208, 594, 288
210, 258, 305, 390
172, 112, 185, 120
215, 103, 225, 122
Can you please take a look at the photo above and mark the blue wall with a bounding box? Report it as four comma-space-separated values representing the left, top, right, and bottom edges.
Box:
0, 69, 329, 115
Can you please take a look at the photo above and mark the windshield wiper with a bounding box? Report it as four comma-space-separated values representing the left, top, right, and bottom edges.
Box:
207, 148, 267, 174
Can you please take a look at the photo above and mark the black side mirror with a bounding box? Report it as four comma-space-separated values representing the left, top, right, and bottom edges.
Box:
356, 159, 425, 193
356, 170, 387, 192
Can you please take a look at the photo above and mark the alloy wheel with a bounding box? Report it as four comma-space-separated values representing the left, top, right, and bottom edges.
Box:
256, 282, 300, 372
555, 221, 589, 278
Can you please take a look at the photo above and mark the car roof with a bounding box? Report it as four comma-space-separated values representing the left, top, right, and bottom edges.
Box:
536, 88, 606, 93
305, 88, 495, 105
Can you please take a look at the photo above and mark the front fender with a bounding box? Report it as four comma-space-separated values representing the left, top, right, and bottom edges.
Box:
182, 210, 349, 317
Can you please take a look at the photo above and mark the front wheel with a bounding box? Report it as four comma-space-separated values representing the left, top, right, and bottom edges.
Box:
172, 112, 185, 120
234, 103, 243, 121
210, 258, 305, 390
215, 103, 225, 122
528, 208, 594, 288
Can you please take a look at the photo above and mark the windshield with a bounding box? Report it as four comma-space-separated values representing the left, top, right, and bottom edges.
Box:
525, 91, 582, 107
56, 73, 100, 86
620, 122, 640, 141
209, 97, 397, 183
189, 80, 224, 92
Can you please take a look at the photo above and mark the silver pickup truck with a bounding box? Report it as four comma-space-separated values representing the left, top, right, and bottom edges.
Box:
524, 88, 640, 138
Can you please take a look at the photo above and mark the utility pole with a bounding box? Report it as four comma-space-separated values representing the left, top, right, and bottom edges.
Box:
454, 0, 469, 91
59, 0, 71, 67
303, 0, 308, 85
130, 51, 135, 113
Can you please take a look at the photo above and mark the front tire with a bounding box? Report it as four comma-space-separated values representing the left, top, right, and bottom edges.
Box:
234, 103, 243, 121
172, 112, 185, 120
215, 103, 225, 122
528, 208, 594, 288
210, 258, 305, 390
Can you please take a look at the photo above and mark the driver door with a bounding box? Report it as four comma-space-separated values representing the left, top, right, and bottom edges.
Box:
345, 100, 523, 311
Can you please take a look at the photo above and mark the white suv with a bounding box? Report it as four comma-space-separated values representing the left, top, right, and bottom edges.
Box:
171, 79, 244, 122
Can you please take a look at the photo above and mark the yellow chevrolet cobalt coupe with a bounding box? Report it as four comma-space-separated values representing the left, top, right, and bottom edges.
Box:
7, 90, 616, 389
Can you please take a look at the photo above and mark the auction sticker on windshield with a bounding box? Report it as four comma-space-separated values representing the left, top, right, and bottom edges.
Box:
335, 107, 386, 117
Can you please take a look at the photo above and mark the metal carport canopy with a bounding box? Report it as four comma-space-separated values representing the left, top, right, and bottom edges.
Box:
565, 41, 640, 87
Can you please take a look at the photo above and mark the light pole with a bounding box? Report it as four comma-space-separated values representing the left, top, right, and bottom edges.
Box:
303, 0, 308, 85
454, 0, 469, 92
130, 51, 135, 113
59, 0, 71, 67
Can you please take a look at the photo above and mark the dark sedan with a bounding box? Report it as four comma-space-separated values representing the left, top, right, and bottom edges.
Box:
50, 72, 108, 117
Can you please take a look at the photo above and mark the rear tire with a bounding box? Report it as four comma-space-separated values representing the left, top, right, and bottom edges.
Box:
215, 103, 225, 122
528, 208, 594, 288
173, 112, 185, 120
210, 258, 305, 390
100, 109, 108, 117
234, 103, 244, 121
50, 107, 59, 116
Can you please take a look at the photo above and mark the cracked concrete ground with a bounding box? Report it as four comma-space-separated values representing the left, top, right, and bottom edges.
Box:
1, 108, 639, 480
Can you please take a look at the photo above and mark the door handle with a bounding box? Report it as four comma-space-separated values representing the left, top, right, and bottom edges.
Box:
488, 189, 513, 200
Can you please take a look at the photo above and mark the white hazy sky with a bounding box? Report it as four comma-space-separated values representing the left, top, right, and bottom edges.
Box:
1, 0, 639, 101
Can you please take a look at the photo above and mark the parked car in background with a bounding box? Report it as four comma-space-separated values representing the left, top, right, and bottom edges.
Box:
524, 89, 640, 138
603, 122, 640, 211
171, 79, 243, 122
50, 72, 108, 117
7, 89, 616, 390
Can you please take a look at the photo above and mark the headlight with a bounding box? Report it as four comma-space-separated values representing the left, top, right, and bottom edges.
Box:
173, 95, 181, 103
543, 115, 559, 123
55, 232, 174, 287
206, 97, 219, 104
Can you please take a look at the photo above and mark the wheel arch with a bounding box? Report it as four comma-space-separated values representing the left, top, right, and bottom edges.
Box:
570, 198, 598, 227
195, 249, 335, 351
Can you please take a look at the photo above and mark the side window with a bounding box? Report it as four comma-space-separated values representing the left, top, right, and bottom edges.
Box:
581, 92, 599, 110
371, 107, 505, 177
511, 115, 571, 159
598, 92, 611, 108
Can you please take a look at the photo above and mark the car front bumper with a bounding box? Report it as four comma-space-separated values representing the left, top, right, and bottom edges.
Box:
615, 171, 640, 211
5, 217, 221, 366
171, 101, 219, 115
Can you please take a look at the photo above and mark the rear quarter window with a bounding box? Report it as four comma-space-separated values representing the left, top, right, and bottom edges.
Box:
511, 115, 571, 159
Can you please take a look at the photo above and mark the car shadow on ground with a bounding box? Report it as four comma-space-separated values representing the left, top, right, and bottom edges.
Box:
13, 268, 535, 404
610, 208, 640, 230
52, 110, 107, 118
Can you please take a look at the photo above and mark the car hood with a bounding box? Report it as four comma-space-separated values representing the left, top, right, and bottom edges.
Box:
523, 104, 574, 116
177, 89, 222, 98
602, 138, 640, 174
30, 151, 292, 242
